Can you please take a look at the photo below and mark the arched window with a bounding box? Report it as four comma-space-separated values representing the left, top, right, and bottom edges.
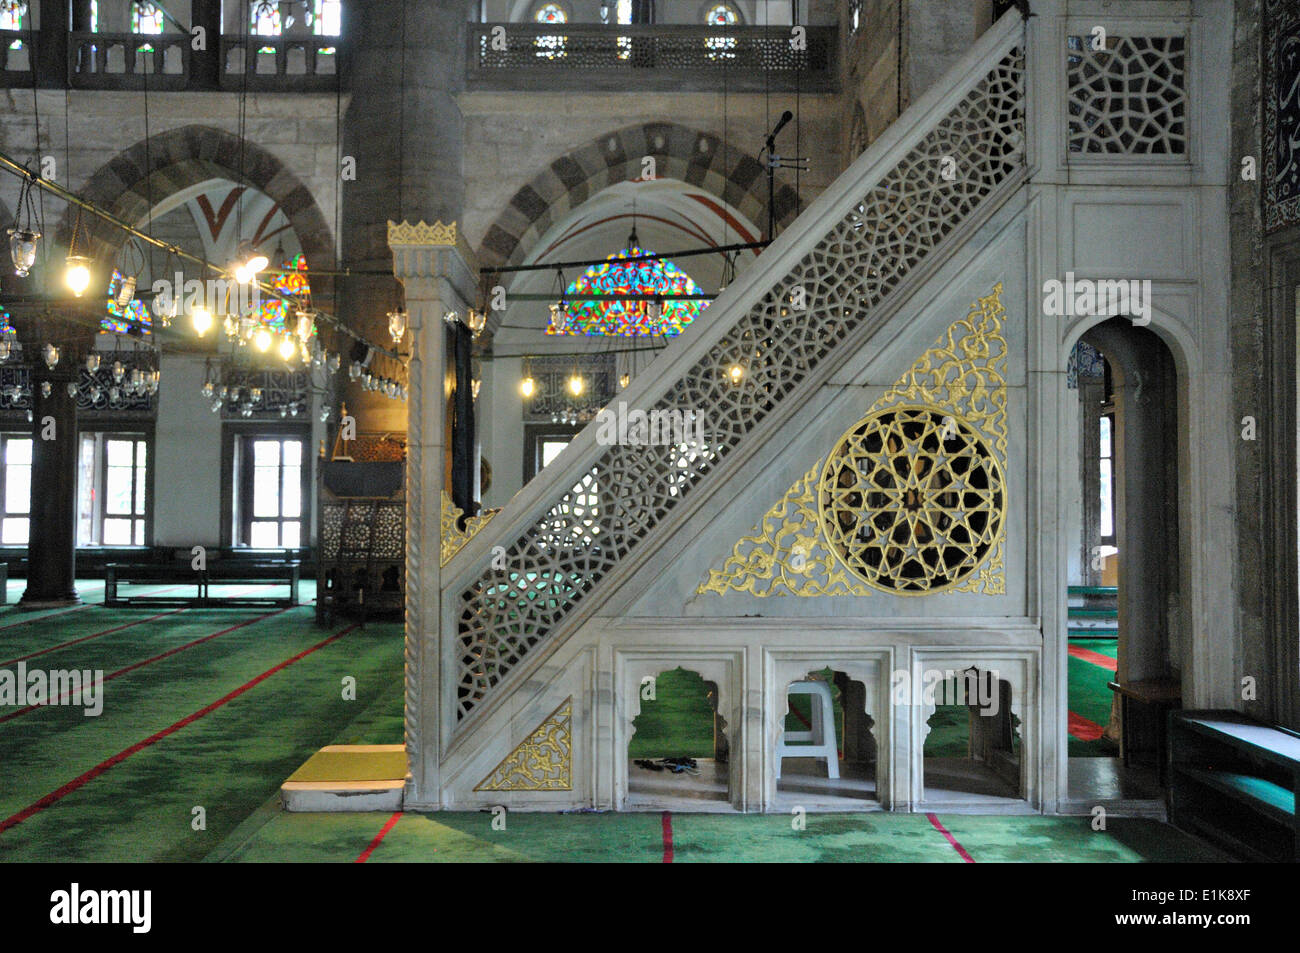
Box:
533, 2, 567, 60
311, 0, 342, 36
547, 246, 705, 338
251, 0, 282, 36
132, 1, 164, 35
703, 3, 738, 61
704, 3, 738, 26
1, 1, 26, 51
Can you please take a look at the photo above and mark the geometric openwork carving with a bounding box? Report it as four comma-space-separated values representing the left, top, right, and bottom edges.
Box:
819, 406, 1004, 594
698, 283, 1009, 599
1067, 34, 1187, 155
474, 697, 572, 791
452, 46, 1025, 720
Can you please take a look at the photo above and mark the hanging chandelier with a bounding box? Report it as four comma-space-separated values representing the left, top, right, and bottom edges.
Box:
7, 171, 41, 278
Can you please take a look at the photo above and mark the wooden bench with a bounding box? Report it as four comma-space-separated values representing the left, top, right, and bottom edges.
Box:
105, 558, 300, 609
1169, 710, 1300, 862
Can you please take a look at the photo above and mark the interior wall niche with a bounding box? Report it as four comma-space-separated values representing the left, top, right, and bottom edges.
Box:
622, 661, 735, 809
922, 669, 1021, 800
774, 668, 878, 807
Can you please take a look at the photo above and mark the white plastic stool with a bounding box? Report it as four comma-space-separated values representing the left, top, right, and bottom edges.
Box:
776, 680, 839, 779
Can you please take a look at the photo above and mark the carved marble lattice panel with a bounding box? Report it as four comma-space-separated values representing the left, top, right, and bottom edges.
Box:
474, 698, 573, 791
441, 491, 496, 567
452, 48, 1025, 720
699, 283, 1008, 598
1066, 34, 1187, 156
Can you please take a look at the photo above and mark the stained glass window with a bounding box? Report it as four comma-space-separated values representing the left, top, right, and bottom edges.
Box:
252, 1, 282, 36
257, 255, 312, 332
312, 0, 340, 54
705, 4, 738, 26
704, 4, 738, 60
1, 1, 26, 51
102, 270, 153, 336
546, 247, 704, 338
132, 1, 163, 34
534, 2, 567, 59
0, 307, 13, 334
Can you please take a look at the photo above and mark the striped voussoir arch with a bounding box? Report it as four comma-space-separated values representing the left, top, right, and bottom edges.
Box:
55, 124, 336, 269
476, 121, 804, 271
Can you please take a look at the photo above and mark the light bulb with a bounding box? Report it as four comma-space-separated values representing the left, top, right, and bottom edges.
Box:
65, 256, 92, 297
191, 305, 213, 335
567, 374, 584, 397
254, 326, 272, 352
232, 241, 268, 284
728, 364, 744, 383
520, 376, 536, 398
278, 333, 296, 361
40, 381, 51, 398
619, 373, 631, 389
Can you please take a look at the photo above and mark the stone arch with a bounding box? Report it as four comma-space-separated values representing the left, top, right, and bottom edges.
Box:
54, 124, 335, 268
477, 120, 804, 269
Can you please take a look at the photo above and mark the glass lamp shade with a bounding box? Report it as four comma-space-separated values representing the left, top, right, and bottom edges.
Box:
115, 275, 137, 309
296, 311, 315, 341
254, 326, 273, 352
327, 353, 341, 373
111, 360, 125, 383
388, 310, 408, 343
66, 382, 78, 398
278, 334, 297, 361
42, 343, 59, 371
65, 256, 92, 297
8, 228, 40, 277
0, 339, 10, 362
40, 381, 51, 398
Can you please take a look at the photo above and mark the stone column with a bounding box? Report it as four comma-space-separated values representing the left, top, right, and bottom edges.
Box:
22, 365, 80, 607
390, 220, 477, 811
343, 0, 466, 432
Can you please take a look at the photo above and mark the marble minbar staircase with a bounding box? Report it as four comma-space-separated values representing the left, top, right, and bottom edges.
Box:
414, 10, 1032, 809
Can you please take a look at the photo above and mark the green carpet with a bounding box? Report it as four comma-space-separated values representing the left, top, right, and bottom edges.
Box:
0, 582, 1218, 863
219, 809, 1225, 863
1069, 638, 1120, 757
0, 582, 406, 862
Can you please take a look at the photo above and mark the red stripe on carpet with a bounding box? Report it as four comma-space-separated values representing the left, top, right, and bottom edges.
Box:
0, 607, 185, 667
0, 626, 355, 836
926, 813, 975, 862
356, 811, 403, 863
0, 602, 93, 632
1068, 710, 1106, 741
661, 811, 674, 863
1067, 644, 1117, 671
0, 605, 292, 723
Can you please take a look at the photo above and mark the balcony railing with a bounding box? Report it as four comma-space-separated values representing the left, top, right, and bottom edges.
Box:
218, 35, 342, 92
0, 29, 344, 90
467, 22, 837, 92
68, 32, 190, 90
